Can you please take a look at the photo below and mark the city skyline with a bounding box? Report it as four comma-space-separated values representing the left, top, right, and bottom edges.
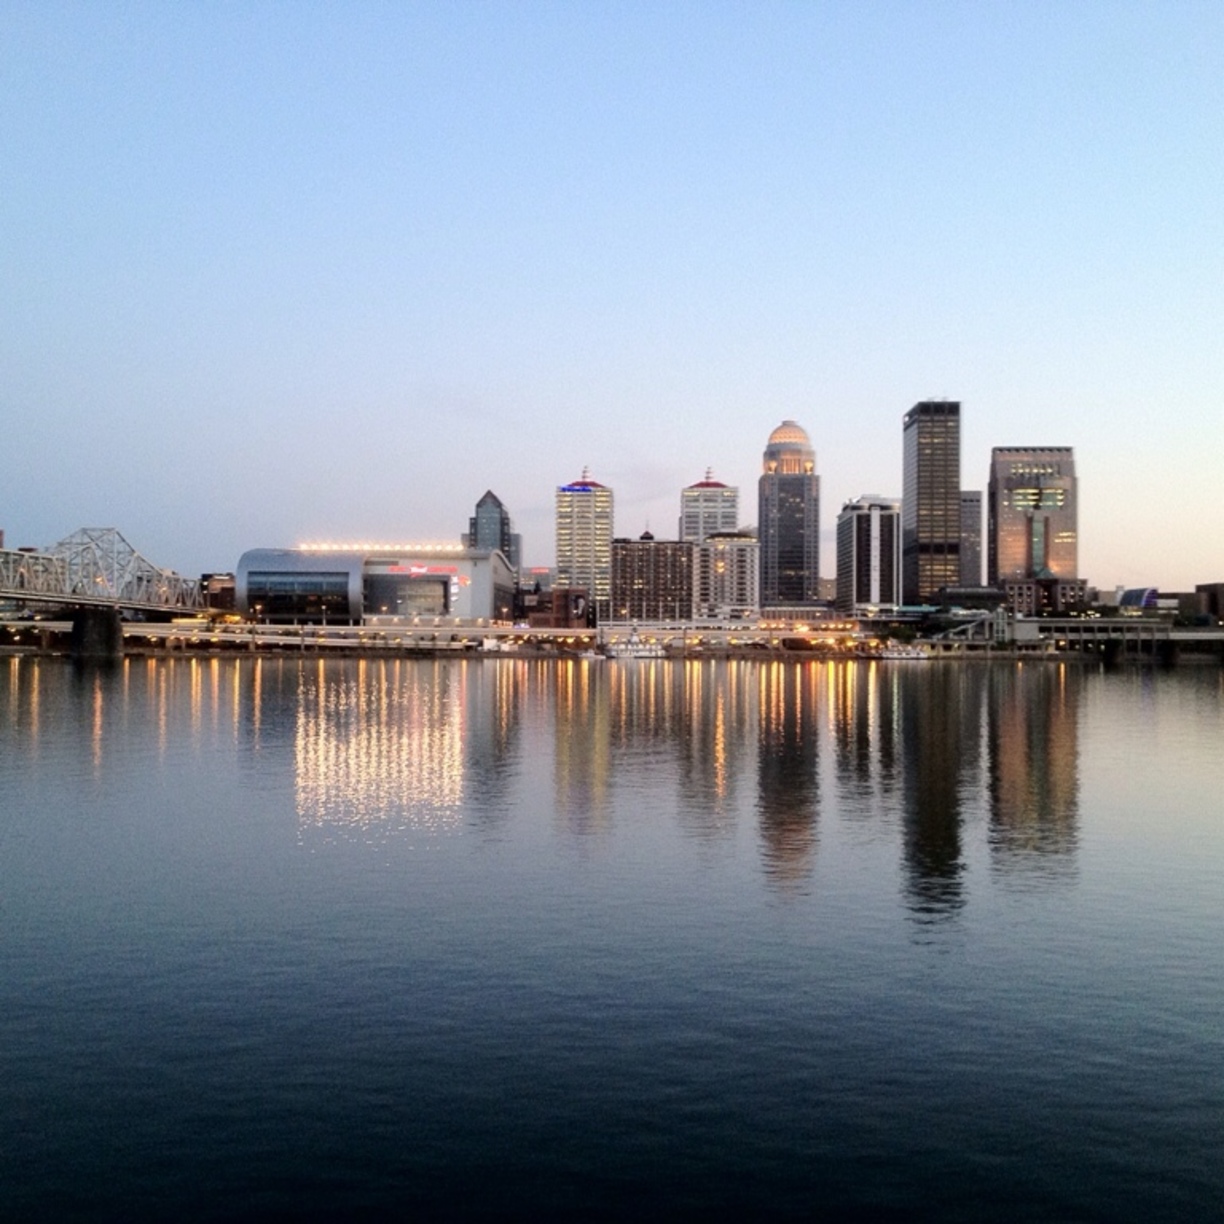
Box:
2, 5, 1220, 589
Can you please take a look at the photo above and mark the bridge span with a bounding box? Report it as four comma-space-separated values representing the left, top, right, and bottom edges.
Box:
0, 528, 201, 613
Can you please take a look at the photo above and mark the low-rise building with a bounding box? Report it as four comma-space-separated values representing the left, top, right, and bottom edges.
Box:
236, 544, 516, 624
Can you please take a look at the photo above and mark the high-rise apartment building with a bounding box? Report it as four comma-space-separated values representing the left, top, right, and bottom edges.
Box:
960, 490, 982, 587
679, 471, 738, 543
988, 447, 1077, 585
610, 533, 696, 622
555, 468, 614, 623
902, 401, 961, 604
698, 530, 759, 619
465, 490, 521, 572
835, 496, 901, 614
758, 420, 820, 608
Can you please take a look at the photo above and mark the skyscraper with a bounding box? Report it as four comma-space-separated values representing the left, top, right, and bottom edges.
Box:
960, 490, 982, 587
988, 448, 1077, 583
836, 496, 901, 614
679, 471, 738, 543
758, 420, 820, 608
555, 468, 614, 623
465, 490, 521, 572
902, 401, 961, 604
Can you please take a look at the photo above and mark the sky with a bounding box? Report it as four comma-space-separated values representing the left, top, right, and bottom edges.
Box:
2, 1, 1221, 589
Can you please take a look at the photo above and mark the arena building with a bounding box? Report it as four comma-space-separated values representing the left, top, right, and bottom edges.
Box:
235, 544, 517, 625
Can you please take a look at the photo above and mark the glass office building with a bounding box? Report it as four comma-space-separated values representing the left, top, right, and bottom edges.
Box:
758, 420, 820, 608
836, 496, 901, 615
988, 448, 1078, 584
902, 401, 961, 604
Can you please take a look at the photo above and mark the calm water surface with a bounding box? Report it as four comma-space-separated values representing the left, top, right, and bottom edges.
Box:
2, 656, 1222, 1220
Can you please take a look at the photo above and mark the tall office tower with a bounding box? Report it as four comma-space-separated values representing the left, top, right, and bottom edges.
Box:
698, 530, 759, 619
679, 470, 738, 543
988, 448, 1077, 583
465, 490, 521, 572
960, 490, 982, 587
758, 420, 820, 608
610, 532, 696, 622
556, 468, 614, 623
835, 496, 901, 615
902, 400, 961, 604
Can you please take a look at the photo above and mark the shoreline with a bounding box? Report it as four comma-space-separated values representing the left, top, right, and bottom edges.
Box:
3, 643, 1219, 666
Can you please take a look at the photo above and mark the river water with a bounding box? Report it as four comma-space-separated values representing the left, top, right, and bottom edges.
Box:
2, 655, 1222, 1220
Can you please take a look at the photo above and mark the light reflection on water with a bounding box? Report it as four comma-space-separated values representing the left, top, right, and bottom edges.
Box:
0, 655, 1095, 896
0, 654, 1122, 907
293, 658, 468, 840
2, 656, 1223, 1219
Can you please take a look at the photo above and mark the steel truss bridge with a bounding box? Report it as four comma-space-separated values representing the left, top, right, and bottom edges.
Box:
0, 528, 201, 612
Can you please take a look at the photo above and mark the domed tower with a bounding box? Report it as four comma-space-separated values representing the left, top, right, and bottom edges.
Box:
759, 420, 821, 608
762, 420, 816, 476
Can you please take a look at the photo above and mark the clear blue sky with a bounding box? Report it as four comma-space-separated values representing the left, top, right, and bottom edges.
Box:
2, 2, 1220, 589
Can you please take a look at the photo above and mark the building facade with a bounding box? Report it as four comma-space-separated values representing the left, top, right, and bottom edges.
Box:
236, 545, 516, 624
758, 420, 821, 608
610, 533, 696, 622
987, 448, 1077, 584
556, 469, 614, 623
960, 490, 982, 587
902, 400, 961, 604
465, 490, 521, 572
698, 530, 759, 619
835, 496, 901, 615
680, 471, 738, 543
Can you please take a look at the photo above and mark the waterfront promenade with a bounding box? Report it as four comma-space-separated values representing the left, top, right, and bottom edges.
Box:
3, 615, 1222, 663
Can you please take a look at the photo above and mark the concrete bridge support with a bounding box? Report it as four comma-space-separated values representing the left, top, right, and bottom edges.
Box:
70, 606, 124, 661
1157, 641, 1181, 668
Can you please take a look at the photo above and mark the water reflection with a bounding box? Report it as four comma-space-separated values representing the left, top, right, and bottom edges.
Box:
987, 664, 1080, 879
756, 662, 821, 890
831, 661, 902, 817
293, 659, 463, 838
674, 661, 754, 845
551, 660, 613, 836
898, 666, 984, 921
0, 656, 1086, 903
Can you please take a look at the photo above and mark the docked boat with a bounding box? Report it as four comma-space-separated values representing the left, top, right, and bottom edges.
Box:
604, 629, 667, 659
878, 645, 929, 660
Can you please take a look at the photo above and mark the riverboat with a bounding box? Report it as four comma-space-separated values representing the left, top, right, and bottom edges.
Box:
604, 630, 667, 660
878, 645, 929, 660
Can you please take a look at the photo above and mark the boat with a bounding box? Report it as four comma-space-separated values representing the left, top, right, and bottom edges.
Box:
878, 645, 929, 660
604, 629, 667, 659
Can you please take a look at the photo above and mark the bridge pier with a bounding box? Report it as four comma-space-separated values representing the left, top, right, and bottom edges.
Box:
70, 606, 124, 661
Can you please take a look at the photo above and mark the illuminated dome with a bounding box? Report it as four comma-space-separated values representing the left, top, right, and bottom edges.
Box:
762, 419, 816, 475
767, 420, 811, 448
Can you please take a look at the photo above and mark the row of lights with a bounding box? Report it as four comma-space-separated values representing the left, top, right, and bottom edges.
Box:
298, 542, 468, 554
